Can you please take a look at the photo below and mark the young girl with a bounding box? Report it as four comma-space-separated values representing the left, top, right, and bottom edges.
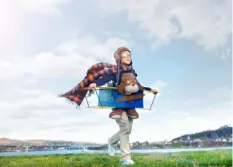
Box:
88, 47, 157, 165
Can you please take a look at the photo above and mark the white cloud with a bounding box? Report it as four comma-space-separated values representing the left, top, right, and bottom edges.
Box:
95, 0, 231, 51
0, 82, 115, 142
0, 1, 23, 55
220, 47, 232, 60
2, 89, 231, 143
208, 87, 232, 101
0, 35, 131, 82
0, 0, 73, 59
0, 1, 133, 142
0, 34, 132, 143
132, 86, 232, 142
16, 0, 72, 17
0, 52, 95, 81
1, 79, 231, 143
105, 37, 133, 53
175, 86, 232, 111
144, 80, 168, 106
150, 80, 168, 90
132, 102, 232, 142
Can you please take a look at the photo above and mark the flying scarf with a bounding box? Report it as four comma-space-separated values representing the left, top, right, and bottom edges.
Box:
59, 62, 133, 106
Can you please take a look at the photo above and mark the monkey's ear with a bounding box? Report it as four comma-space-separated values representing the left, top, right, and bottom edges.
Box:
117, 83, 125, 94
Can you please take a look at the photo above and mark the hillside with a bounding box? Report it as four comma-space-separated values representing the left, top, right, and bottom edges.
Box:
172, 125, 232, 142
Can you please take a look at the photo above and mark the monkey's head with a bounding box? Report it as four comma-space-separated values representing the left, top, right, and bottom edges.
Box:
118, 73, 142, 95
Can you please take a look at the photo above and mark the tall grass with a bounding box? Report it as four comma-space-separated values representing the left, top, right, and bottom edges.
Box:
0, 150, 232, 167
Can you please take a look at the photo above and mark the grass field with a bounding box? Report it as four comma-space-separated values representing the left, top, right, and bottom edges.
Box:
0, 149, 232, 167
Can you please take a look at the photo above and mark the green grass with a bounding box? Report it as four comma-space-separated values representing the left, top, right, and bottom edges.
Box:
0, 150, 232, 167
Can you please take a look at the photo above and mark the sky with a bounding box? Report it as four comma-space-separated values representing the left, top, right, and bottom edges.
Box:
0, 0, 232, 144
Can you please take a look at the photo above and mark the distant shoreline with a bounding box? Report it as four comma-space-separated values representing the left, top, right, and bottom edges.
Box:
0, 146, 231, 157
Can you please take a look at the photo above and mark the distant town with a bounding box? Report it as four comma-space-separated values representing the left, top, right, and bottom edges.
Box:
0, 125, 232, 152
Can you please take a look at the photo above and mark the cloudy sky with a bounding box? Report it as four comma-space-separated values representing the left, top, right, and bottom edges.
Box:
0, 0, 232, 143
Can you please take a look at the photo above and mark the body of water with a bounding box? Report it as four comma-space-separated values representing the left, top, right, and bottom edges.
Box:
0, 147, 232, 156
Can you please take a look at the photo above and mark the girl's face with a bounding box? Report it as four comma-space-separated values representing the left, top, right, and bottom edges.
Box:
121, 51, 132, 65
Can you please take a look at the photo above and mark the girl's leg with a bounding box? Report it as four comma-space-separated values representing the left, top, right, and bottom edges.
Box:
108, 131, 120, 148
116, 111, 133, 161
108, 108, 123, 147
108, 110, 134, 161
109, 116, 133, 148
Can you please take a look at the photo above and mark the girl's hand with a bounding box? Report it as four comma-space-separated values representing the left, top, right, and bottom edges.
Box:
151, 89, 158, 94
125, 91, 131, 95
88, 83, 97, 90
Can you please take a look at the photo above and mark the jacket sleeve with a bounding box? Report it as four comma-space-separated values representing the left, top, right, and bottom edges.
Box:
93, 74, 116, 86
136, 79, 152, 91
143, 86, 152, 91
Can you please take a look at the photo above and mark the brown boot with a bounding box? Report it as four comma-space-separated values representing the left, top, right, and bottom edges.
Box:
126, 109, 139, 119
109, 109, 123, 119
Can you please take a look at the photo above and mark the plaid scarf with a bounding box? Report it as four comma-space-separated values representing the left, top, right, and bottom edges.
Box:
59, 62, 133, 106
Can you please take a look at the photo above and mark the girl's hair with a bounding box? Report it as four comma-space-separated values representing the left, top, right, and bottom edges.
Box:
114, 47, 131, 65
114, 47, 135, 85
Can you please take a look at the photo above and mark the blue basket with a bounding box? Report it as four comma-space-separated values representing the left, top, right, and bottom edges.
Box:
98, 89, 144, 108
